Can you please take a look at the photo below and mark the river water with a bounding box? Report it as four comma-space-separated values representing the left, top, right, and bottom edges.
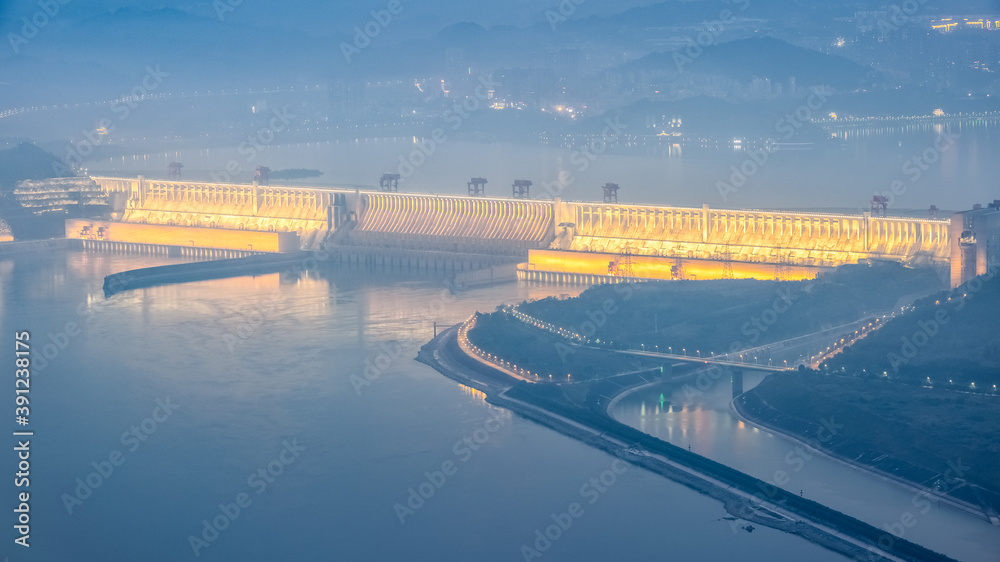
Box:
83, 116, 1000, 212
610, 373, 1000, 562
0, 250, 849, 561
7, 119, 998, 560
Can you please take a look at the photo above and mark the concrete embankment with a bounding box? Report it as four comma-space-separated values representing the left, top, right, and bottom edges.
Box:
103, 251, 313, 296
0, 238, 77, 256
732, 387, 999, 524
417, 324, 958, 562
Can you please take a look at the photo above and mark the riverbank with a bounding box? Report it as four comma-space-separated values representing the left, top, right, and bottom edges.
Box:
417, 323, 957, 562
733, 374, 1000, 525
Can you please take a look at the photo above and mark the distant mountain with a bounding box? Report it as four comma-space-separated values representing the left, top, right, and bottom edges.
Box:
0, 143, 64, 192
435, 21, 490, 43
0, 143, 84, 239
626, 36, 873, 90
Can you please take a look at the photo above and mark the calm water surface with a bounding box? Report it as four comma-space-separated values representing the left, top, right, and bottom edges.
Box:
0, 250, 848, 561
84, 117, 1000, 212
610, 373, 1000, 562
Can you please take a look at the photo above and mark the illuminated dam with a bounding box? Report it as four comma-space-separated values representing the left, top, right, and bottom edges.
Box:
72, 176, 998, 288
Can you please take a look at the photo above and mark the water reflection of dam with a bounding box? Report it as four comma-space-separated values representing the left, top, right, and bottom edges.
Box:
79, 176, 998, 288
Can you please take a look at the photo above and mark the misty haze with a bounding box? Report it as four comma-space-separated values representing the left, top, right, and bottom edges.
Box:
1, 1, 999, 561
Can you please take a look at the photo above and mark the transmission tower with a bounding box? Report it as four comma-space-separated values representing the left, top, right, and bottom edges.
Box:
774, 253, 787, 281
721, 246, 734, 279
607, 244, 635, 278
620, 244, 634, 278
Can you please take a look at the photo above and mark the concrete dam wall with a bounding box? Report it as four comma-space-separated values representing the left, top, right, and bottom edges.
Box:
84, 176, 995, 286
350, 192, 555, 255
557, 202, 951, 269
